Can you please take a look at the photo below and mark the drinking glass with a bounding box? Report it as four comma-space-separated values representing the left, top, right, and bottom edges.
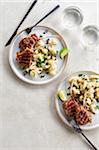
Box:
62, 6, 83, 30
81, 25, 99, 49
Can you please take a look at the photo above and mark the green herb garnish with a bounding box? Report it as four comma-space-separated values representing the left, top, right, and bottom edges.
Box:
95, 105, 99, 110
96, 79, 99, 82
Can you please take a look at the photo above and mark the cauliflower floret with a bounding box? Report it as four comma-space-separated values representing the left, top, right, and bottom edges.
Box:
90, 104, 96, 113
82, 80, 88, 90
86, 98, 92, 105
89, 75, 99, 80
48, 47, 57, 56
36, 40, 45, 47
69, 76, 78, 84
84, 90, 94, 99
83, 75, 89, 81
72, 81, 79, 88
71, 87, 80, 96
48, 59, 54, 65
30, 70, 37, 77
95, 88, 99, 98
49, 70, 56, 76
48, 38, 57, 46
48, 63, 57, 76
95, 82, 99, 88
41, 48, 48, 54
77, 77, 84, 83
79, 95, 83, 102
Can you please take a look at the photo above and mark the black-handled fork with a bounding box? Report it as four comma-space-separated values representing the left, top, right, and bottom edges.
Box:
66, 117, 98, 150
25, 5, 60, 34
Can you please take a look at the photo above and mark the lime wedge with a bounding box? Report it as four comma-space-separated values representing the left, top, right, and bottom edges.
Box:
58, 90, 67, 101
60, 48, 69, 59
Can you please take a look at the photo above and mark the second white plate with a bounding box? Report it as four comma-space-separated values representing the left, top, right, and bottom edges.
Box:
55, 71, 99, 130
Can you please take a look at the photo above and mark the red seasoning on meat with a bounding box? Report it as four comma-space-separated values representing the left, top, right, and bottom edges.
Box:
16, 34, 40, 68
31, 34, 40, 41
75, 106, 92, 125
63, 99, 92, 125
63, 99, 78, 117
16, 47, 33, 68
19, 34, 39, 51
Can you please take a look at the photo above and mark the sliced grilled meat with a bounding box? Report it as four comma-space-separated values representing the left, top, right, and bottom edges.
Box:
31, 34, 39, 41
63, 99, 78, 117
16, 48, 33, 68
63, 99, 92, 125
75, 106, 92, 125
19, 34, 39, 51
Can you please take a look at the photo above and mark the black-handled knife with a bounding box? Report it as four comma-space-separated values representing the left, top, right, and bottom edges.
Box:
5, 0, 37, 47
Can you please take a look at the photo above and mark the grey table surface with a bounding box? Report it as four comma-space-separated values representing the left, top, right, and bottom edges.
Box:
0, 0, 99, 150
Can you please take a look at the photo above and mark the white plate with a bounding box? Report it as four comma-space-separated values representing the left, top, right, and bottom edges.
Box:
9, 26, 68, 85
55, 71, 99, 130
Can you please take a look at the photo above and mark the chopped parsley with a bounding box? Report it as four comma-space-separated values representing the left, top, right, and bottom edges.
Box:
96, 79, 99, 82
95, 105, 99, 110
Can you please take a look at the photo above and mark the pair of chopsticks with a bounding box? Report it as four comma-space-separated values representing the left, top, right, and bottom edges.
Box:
5, 0, 60, 46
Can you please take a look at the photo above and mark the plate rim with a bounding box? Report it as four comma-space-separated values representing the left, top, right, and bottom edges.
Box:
9, 25, 68, 85
55, 70, 99, 130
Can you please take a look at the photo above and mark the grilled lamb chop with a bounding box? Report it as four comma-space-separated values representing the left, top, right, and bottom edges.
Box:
16, 47, 33, 68
75, 106, 92, 125
63, 99, 78, 117
19, 34, 39, 51
63, 99, 92, 125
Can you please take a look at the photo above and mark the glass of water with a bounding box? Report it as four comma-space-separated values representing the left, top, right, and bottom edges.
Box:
81, 25, 99, 49
62, 6, 83, 30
